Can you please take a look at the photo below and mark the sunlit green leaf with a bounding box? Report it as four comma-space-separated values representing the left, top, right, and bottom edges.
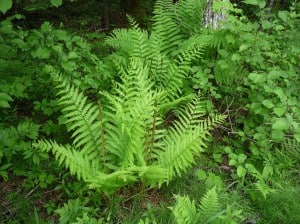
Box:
237, 166, 246, 178
295, 133, 300, 143
31, 47, 51, 59
248, 73, 265, 83
238, 154, 247, 163
278, 11, 288, 22
263, 100, 274, 109
50, 0, 62, 7
273, 107, 286, 117
196, 169, 207, 180
243, 0, 259, 6
0, 0, 12, 13
271, 129, 284, 140
256, 180, 273, 199
0, 92, 13, 108
272, 119, 289, 131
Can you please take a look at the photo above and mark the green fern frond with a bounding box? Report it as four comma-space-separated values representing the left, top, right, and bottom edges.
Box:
130, 165, 168, 187
102, 58, 157, 168
148, 42, 171, 84
54, 76, 102, 162
88, 169, 138, 195
126, 14, 140, 30
152, 0, 184, 55
173, 98, 207, 128
106, 26, 150, 61
281, 138, 300, 160
174, 0, 207, 35
138, 218, 157, 224
155, 100, 225, 181
105, 28, 132, 51
206, 29, 229, 49
198, 187, 221, 223
131, 30, 151, 59
157, 127, 208, 180
172, 195, 197, 224
158, 94, 195, 115
34, 140, 98, 181
172, 188, 240, 224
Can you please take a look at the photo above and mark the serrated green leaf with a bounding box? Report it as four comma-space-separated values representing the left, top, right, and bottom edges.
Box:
229, 159, 237, 166
41, 22, 52, 32
50, 0, 62, 7
231, 53, 241, 61
238, 154, 247, 163
295, 133, 300, 143
248, 73, 265, 83
237, 166, 246, 178
243, 0, 259, 6
278, 11, 288, 22
0, 92, 13, 108
68, 52, 78, 59
31, 47, 51, 59
0, 101, 10, 108
262, 164, 273, 179
0, 0, 12, 13
256, 180, 273, 199
262, 100, 274, 109
196, 169, 207, 180
0, 92, 13, 101
245, 163, 258, 174
274, 88, 286, 102
224, 146, 232, 153
239, 44, 248, 52
271, 129, 284, 140
267, 70, 282, 80
258, 1, 266, 9
275, 25, 285, 31
273, 107, 285, 117
0, 163, 12, 170
262, 20, 272, 29
272, 119, 289, 131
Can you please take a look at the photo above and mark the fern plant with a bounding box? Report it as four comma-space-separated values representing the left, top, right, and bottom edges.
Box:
105, 0, 209, 99
34, 0, 225, 195
171, 187, 242, 224
35, 58, 224, 195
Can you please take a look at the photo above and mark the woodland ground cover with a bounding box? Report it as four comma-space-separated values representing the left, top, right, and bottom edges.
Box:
0, 0, 299, 223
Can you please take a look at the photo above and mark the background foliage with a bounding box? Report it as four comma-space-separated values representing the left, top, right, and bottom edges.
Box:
0, 0, 299, 223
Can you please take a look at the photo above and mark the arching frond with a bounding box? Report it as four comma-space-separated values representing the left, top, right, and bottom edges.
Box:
171, 188, 224, 224
34, 140, 99, 181
126, 14, 140, 30
103, 58, 157, 168
172, 195, 197, 224
152, 0, 184, 55
33, 0, 226, 195
105, 27, 150, 61
88, 169, 138, 195
174, 0, 207, 35
54, 75, 102, 162
197, 187, 221, 223
155, 99, 226, 181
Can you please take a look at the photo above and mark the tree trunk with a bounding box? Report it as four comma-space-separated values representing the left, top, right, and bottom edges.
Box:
204, 0, 228, 29
102, 0, 110, 30
267, 0, 275, 14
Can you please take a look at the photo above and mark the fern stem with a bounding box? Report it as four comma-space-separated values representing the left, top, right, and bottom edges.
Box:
150, 99, 157, 162
98, 101, 106, 171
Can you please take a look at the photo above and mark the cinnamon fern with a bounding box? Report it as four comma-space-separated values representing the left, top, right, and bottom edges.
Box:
172, 187, 221, 224
34, 0, 225, 195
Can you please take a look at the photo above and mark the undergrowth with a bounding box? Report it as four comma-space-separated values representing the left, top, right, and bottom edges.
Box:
0, 0, 299, 223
